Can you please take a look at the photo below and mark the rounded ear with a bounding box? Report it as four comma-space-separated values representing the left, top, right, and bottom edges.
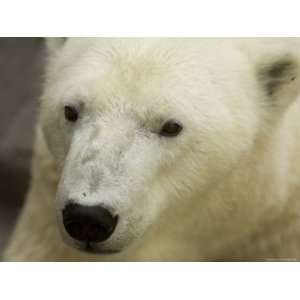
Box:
45, 37, 67, 56
257, 54, 300, 114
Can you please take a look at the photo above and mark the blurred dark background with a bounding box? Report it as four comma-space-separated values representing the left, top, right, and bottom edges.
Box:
0, 38, 45, 253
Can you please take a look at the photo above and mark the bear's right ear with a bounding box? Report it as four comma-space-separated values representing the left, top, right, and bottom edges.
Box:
45, 37, 67, 56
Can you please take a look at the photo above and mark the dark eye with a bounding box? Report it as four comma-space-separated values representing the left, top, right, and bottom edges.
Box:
160, 119, 183, 137
64, 105, 78, 122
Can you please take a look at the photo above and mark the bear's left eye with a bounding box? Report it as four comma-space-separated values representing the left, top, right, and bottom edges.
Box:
64, 105, 79, 122
159, 120, 183, 137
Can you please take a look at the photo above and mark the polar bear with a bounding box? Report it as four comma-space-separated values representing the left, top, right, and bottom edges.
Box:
4, 38, 300, 261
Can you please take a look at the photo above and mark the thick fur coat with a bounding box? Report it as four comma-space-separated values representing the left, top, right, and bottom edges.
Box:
4, 38, 300, 261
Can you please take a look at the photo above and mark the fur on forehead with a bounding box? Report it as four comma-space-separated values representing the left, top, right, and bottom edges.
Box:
44, 39, 252, 113
45, 38, 249, 87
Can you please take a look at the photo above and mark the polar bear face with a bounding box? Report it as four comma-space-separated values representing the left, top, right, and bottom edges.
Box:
40, 38, 300, 254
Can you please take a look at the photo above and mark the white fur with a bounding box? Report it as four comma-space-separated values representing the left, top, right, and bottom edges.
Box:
4, 38, 300, 261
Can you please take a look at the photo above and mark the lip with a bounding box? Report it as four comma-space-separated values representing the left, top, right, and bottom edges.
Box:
69, 240, 121, 255
83, 245, 121, 255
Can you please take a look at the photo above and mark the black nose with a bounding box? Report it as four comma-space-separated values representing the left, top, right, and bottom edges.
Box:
62, 203, 118, 243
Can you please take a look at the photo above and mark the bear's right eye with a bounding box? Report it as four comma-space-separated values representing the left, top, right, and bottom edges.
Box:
64, 105, 79, 122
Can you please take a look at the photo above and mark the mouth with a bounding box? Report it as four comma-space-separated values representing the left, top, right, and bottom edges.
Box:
70, 240, 122, 255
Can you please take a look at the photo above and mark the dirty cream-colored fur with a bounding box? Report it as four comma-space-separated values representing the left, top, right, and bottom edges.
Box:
4, 38, 300, 261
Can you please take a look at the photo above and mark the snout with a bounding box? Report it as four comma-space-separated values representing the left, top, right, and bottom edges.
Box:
62, 203, 118, 244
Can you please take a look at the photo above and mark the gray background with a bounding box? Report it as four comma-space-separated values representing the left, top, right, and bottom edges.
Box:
0, 38, 45, 253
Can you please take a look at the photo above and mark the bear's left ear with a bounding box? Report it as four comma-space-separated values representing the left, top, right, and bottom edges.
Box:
257, 55, 300, 113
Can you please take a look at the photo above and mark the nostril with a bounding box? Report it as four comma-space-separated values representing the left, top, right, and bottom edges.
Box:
62, 203, 118, 243
64, 221, 85, 241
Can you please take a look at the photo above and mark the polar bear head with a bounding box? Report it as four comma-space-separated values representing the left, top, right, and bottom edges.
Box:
40, 38, 300, 254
